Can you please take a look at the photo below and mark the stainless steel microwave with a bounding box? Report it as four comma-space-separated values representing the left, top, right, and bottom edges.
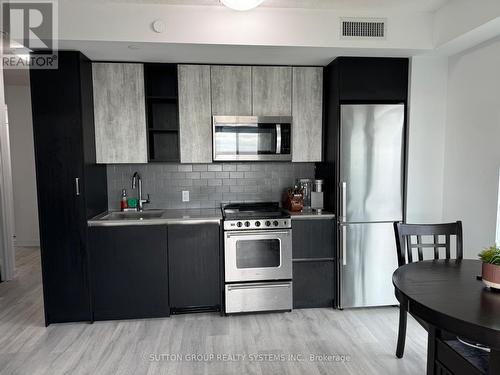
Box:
212, 116, 292, 161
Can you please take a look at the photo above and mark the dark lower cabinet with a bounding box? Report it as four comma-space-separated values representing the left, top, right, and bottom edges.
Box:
89, 226, 169, 321
293, 261, 335, 309
168, 223, 220, 313
292, 219, 335, 259
292, 218, 336, 308
30, 51, 108, 325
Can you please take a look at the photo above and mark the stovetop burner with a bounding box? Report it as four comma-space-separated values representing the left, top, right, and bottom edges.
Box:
222, 202, 291, 230
223, 202, 289, 219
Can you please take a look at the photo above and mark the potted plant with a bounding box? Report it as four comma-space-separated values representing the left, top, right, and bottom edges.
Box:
479, 245, 500, 290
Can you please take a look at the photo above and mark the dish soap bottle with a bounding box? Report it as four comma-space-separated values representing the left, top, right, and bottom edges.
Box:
120, 189, 128, 211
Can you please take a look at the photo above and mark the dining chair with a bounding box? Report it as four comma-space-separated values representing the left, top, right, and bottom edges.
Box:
393, 221, 463, 358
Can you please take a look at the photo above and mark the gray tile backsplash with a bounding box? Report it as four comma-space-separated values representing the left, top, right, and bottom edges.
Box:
107, 162, 315, 210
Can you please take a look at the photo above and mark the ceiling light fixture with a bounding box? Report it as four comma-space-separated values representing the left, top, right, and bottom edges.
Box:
220, 0, 264, 11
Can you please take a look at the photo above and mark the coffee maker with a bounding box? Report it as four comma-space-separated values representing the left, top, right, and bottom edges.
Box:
311, 179, 324, 213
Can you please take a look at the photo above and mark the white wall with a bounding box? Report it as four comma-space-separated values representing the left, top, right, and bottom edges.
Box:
433, 0, 500, 48
4, 73, 39, 247
406, 56, 448, 223
442, 37, 500, 259
58, 3, 434, 51
0, 64, 16, 281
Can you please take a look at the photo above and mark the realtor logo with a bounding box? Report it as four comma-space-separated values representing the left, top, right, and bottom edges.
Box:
1, 1, 58, 69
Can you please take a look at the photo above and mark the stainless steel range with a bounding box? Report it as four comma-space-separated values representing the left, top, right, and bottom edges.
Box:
222, 202, 292, 314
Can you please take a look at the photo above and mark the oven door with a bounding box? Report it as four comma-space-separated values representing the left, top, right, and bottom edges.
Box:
224, 229, 292, 282
213, 116, 292, 161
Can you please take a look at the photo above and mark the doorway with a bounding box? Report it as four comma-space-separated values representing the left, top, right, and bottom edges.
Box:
1, 68, 40, 281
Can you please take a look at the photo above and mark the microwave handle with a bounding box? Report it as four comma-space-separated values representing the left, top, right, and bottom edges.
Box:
276, 124, 281, 154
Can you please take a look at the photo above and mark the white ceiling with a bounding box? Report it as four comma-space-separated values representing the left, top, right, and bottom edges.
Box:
63, 0, 451, 13
58, 40, 422, 66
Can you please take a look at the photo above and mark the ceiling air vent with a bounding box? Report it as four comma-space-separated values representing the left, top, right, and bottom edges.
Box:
340, 18, 386, 39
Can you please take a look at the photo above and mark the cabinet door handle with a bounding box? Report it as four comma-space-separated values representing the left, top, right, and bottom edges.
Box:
75, 177, 80, 196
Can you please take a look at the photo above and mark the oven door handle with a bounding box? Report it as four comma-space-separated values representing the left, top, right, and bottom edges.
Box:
226, 230, 290, 238
227, 283, 291, 291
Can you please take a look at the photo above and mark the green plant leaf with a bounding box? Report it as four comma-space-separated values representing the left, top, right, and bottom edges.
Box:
478, 245, 500, 264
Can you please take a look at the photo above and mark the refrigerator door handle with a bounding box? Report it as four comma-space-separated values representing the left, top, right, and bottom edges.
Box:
276, 124, 282, 154
340, 224, 347, 266
340, 181, 347, 222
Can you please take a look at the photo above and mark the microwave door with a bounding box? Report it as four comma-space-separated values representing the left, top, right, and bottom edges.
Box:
214, 125, 277, 160
212, 116, 292, 161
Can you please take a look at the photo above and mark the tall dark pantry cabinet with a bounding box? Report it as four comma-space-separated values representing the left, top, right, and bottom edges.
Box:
30, 51, 108, 325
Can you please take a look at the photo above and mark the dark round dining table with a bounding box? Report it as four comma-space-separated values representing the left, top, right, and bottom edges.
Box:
393, 259, 500, 374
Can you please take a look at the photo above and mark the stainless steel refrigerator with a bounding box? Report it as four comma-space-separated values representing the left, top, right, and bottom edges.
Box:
338, 104, 405, 308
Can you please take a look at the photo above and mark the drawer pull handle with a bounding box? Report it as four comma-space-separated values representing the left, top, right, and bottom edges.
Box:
227, 283, 291, 291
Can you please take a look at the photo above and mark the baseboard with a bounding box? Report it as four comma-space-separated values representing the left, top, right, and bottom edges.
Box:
14, 240, 40, 247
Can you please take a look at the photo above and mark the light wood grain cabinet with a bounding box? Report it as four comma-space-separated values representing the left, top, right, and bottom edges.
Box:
292, 67, 323, 162
92, 63, 148, 164
178, 65, 212, 163
210, 65, 252, 116
252, 66, 292, 116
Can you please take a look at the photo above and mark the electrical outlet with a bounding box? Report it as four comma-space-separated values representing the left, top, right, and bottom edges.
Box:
182, 190, 190, 202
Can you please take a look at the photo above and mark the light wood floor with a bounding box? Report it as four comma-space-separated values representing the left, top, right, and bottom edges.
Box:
0, 247, 427, 375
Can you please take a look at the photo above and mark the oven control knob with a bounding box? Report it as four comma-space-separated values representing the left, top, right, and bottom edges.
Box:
273, 220, 279, 227
255, 221, 261, 227
237, 222, 243, 227
244, 221, 250, 227
265, 221, 271, 227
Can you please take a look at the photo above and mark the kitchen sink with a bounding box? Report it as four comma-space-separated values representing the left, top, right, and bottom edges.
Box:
101, 210, 164, 221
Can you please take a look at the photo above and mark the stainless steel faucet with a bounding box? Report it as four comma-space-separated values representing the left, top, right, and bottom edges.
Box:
132, 172, 150, 212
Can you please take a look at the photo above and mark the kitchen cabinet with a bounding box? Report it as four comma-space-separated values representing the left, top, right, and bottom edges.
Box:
292, 67, 323, 162
292, 218, 335, 309
211, 65, 252, 116
293, 261, 335, 309
292, 218, 335, 259
252, 66, 292, 116
178, 65, 212, 163
168, 223, 221, 312
92, 63, 148, 163
89, 226, 169, 321
336, 57, 409, 102
145, 64, 180, 162
30, 51, 108, 325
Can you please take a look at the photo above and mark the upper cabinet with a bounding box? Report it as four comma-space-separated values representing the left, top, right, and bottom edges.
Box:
211, 65, 252, 116
336, 57, 409, 102
292, 67, 323, 162
144, 64, 180, 162
92, 63, 148, 164
91, 62, 324, 164
178, 65, 212, 163
252, 66, 292, 116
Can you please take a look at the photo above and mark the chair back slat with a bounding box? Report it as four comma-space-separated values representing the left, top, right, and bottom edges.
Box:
433, 235, 439, 259
409, 243, 448, 248
393, 221, 463, 267
417, 235, 423, 261
406, 236, 413, 263
445, 234, 451, 259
